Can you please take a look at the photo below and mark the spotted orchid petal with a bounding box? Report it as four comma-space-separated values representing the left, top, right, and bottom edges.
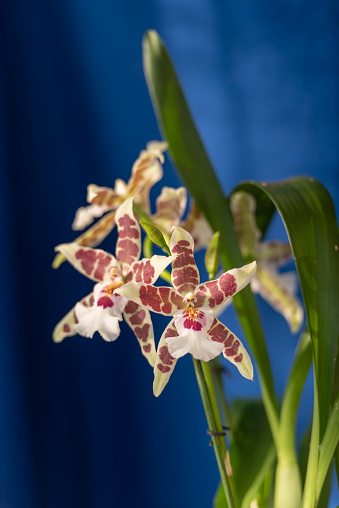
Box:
129, 254, 175, 285
168, 307, 223, 361
152, 186, 187, 234
73, 281, 127, 342
87, 183, 124, 209
115, 197, 141, 276
254, 240, 292, 266
194, 261, 257, 310
123, 301, 156, 367
127, 141, 166, 213
53, 293, 94, 343
251, 265, 304, 333
208, 318, 254, 380
230, 191, 261, 258
72, 204, 108, 231
153, 319, 178, 397
52, 211, 117, 269
55, 243, 120, 282
181, 202, 214, 250
115, 282, 185, 316
169, 227, 200, 295
71, 184, 123, 231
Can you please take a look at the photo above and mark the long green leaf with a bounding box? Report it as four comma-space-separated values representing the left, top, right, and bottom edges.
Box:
143, 29, 279, 446
275, 331, 312, 508
214, 400, 276, 508
237, 179, 339, 441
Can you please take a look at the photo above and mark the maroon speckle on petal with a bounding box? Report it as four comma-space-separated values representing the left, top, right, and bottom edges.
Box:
63, 324, 71, 333
234, 353, 243, 363
130, 309, 146, 325
97, 295, 114, 308
140, 285, 162, 312
224, 333, 235, 348
117, 239, 139, 265
75, 249, 111, 280
224, 339, 240, 357
159, 287, 172, 314
159, 345, 174, 365
171, 240, 195, 268
124, 301, 139, 314
183, 318, 202, 331
135, 323, 150, 342
143, 344, 152, 353
118, 214, 139, 239
93, 252, 112, 280
209, 322, 229, 343
133, 260, 155, 284
219, 273, 237, 297
172, 266, 199, 291
205, 280, 224, 308
157, 364, 171, 373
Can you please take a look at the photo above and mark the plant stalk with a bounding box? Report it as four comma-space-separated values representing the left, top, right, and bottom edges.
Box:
193, 358, 238, 508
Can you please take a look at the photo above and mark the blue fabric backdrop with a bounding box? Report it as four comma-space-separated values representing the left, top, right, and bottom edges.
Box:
0, 0, 338, 506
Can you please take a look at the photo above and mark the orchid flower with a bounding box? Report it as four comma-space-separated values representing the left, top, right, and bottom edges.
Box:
230, 191, 304, 333
53, 197, 174, 366
150, 186, 213, 250
52, 141, 167, 268
115, 227, 256, 396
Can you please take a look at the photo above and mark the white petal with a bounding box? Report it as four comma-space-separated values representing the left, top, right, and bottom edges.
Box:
74, 302, 122, 342
166, 330, 224, 361
72, 204, 106, 230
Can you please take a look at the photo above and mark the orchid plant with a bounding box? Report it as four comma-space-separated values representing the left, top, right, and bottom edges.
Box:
53, 31, 339, 508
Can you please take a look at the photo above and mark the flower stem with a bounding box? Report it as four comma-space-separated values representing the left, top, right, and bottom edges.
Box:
193, 358, 238, 508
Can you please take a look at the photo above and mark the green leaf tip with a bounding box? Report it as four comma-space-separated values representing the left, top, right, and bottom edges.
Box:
205, 231, 220, 279
140, 220, 170, 255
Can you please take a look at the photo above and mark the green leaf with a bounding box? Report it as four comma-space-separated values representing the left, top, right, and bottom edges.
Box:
275, 330, 312, 508
205, 231, 220, 279
236, 179, 339, 441
139, 220, 170, 255
214, 400, 276, 508
143, 29, 279, 446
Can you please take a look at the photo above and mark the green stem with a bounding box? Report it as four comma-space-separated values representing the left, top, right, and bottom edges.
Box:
302, 373, 320, 508
212, 357, 234, 431
143, 235, 153, 259
193, 359, 238, 508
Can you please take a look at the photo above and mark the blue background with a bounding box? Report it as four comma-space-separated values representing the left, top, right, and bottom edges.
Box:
1, 0, 338, 506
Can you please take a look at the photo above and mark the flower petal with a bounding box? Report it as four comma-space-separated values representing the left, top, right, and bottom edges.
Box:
181, 202, 213, 251
195, 261, 257, 309
251, 265, 304, 333
168, 307, 223, 361
115, 197, 141, 276
74, 301, 122, 342
52, 211, 117, 269
72, 204, 107, 231
152, 186, 187, 234
129, 255, 175, 285
153, 319, 178, 397
254, 240, 292, 266
169, 227, 200, 295
123, 302, 156, 367
55, 243, 120, 282
208, 318, 254, 380
127, 142, 165, 212
115, 281, 184, 315
52, 293, 94, 343
230, 192, 261, 258
87, 183, 124, 209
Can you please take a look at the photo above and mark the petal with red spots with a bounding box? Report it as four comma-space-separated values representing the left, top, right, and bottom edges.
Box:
153, 319, 178, 396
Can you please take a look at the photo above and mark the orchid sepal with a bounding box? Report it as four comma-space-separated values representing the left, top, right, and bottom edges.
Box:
153, 319, 178, 397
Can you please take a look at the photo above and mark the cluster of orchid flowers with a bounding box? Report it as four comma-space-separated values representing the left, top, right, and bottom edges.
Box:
53, 141, 303, 395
